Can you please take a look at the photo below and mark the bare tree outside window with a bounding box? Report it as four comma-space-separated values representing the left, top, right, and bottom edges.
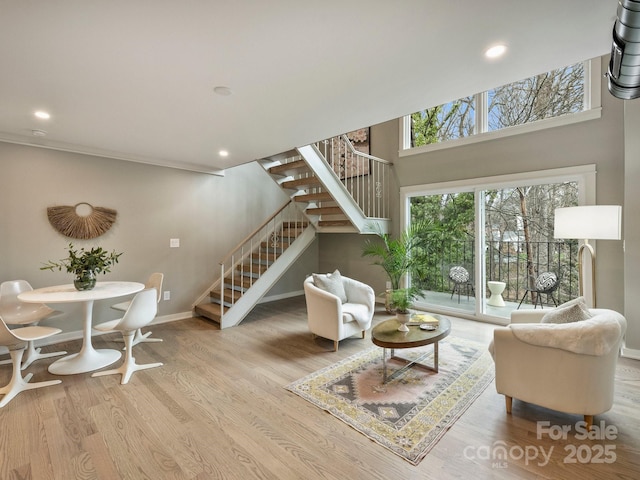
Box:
411, 97, 474, 146
410, 62, 585, 147
488, 63, 584, 130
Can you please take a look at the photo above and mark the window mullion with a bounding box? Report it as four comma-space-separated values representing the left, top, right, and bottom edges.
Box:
476, 92, 488, 134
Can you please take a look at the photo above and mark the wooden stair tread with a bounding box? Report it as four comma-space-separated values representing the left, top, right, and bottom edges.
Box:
281, 177, 321, 189
294, 191, 333, 202
279, 227, 305, 237
260, 241, 290, 250
211, 288, 242, 303
194, 303, 229, 323
225, 275, 254, 289
319, 220, 353, 227
251, 252, 279, 262
306, 206, 343, 215
237, 263, 269, 275
268, 160, 309, 175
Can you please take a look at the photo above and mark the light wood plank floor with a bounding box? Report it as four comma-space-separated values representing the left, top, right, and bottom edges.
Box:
1, 296, 639, 479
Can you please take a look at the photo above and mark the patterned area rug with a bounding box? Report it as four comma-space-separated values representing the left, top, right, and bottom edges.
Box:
286, 336, 494, 465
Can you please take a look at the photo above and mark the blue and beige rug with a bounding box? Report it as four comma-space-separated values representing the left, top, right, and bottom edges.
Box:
286, 336, 494, 465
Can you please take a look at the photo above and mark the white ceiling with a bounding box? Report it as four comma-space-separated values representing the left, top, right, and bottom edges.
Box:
0, 1, 617, 175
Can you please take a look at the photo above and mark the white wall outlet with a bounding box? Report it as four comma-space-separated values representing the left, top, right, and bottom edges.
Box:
163, 290, 170, 301
170, 238, 180, 248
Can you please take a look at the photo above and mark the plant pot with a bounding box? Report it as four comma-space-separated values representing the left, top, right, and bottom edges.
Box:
74, 270, 96, 291
396, 312, 411, 332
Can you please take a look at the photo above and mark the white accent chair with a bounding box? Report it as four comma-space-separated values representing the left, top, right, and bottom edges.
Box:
92, 288, 163, 384
1, 315, 62, 408
303, 274, 375, 351
111, 272, 163, 346
490, 307, 627, 428
0, 280, 66, 369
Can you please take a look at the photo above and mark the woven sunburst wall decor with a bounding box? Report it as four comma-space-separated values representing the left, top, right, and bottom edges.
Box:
47, 202, 118, 239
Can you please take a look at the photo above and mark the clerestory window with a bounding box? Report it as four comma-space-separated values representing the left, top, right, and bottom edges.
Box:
401, 59, 601, 155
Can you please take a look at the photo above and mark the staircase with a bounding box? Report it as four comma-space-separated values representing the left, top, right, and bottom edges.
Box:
194, 201, 315, 328
193, 134, 392, 328
261, 136, 392, 234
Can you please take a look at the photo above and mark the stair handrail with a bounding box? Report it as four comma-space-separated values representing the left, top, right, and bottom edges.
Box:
218, 199, 292, 266
314, 134, 392, 220
337, 134, 391, 165
217, 199, 308, 321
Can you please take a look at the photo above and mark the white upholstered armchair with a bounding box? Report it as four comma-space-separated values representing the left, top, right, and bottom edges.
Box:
490, 305, 626, 428
303, 271, 375, 351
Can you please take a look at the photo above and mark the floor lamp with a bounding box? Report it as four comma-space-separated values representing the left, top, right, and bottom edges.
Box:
554, 205, 622, 308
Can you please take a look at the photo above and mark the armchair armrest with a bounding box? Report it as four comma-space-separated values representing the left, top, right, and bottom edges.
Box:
510, 309, 546, 324
343, 276, 375, 307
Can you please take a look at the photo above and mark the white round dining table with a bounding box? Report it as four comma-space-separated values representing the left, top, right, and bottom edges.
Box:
18, 281, 145, 375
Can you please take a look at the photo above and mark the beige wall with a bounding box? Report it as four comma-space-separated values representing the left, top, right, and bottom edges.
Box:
0, 142, 314, 334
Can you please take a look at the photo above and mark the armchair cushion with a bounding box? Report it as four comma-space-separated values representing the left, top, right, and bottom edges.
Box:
312, 269, 347, 303
541, 296, 592, 324
510, 315, 622, 356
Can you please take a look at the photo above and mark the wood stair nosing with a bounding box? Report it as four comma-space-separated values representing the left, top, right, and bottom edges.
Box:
194, 303, 229, 324
211, 288, 243, 304
236, 263, 269, 276
268, 159, 309, 175
305, 206, 343, 216
281, 176, 321, 189
224, 275, 254, 290
318, 220, 353, 227
251, 252, 279, 262
259, 241, 289, 251
279, 227, 304, 237
294, 191, 333, 203
281, 221, 309, 228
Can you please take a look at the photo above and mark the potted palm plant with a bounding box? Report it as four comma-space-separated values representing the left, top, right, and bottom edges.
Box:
362, 221, 432, 312
41, 243, 123, 291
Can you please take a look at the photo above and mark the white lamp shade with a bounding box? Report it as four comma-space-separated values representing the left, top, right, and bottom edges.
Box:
554, 205, 622, 240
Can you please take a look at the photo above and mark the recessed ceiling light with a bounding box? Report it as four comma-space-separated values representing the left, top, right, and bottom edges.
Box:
219, 150, 229, 157
213, 86, 233, 96
485, 44, 507, 59
34, 110, 50, 119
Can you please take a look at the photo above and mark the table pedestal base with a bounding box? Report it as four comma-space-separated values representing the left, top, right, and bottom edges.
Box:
48, 348, 121, 375
382, 343, 439, 383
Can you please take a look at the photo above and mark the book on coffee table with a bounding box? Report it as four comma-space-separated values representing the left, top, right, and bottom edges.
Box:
408, 314, 439, 326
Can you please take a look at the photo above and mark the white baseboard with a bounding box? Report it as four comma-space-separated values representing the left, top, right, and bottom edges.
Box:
621, 345, 640, 360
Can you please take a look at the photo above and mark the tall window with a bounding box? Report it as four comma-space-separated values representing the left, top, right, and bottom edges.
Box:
402, 166, 594, 320
406, 61, 591, 150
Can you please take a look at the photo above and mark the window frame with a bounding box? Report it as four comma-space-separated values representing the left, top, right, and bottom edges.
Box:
400, 164, 596, 324
399, 59, 601, 157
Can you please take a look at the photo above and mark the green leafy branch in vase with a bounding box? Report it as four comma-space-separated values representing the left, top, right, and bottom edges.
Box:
41, 243, 123, 276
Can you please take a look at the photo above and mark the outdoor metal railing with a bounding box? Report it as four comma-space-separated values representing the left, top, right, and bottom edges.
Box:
420, 239, 579, 306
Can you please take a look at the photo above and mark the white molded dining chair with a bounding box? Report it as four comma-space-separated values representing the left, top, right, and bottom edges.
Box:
0, 280, 66, 369
1, 314, 62, 408
111, 272, 163, 346
93, 288, 163, 384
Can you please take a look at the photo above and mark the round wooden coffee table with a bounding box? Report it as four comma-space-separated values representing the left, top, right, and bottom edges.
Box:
371, 314, 451, 383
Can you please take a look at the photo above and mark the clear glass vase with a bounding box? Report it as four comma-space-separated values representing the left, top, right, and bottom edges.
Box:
74, 270, 97, 291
